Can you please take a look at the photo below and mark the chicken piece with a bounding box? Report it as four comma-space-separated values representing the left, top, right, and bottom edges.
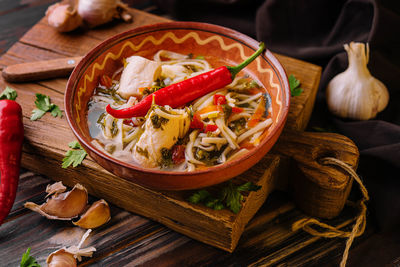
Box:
133, 106, 190, 168
117, 56, 162, 99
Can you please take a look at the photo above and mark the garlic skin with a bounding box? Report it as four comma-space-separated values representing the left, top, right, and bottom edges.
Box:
24, 183, 88, 220
46, 3, 82, 32
78, 0, 132, 28
326, 42, 389, 120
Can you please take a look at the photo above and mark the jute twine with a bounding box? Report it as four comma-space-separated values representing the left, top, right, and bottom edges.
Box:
291, 157, 369, 267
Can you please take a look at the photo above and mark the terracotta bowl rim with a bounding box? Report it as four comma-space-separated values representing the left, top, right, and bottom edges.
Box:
65, 21, 290, 178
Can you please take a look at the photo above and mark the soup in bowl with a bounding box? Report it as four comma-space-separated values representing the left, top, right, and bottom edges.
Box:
65, 22, 290, 190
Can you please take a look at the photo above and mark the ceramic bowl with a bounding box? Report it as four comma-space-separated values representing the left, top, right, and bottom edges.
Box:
65, 21, 290, 190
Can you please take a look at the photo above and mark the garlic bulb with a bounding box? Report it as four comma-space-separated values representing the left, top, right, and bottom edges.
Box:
46, 3, 82, 32
78, 0, 132, 28
326, 42, 389, 120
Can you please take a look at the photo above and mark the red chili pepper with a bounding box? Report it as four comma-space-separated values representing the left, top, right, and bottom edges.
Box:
204, 124, 218, 133
106, 43, 266, 118
172, 145, 186, 164
0, 93, 24, 225
213, 94, 226, 105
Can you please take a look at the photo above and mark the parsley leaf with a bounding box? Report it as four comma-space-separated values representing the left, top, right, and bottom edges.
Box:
0, 86, 18, 100
30, 109, 46, 121
31, 93, 62, 121
188, 189, 210, 204
20, 248, 41, 267
288, 74, 303, 97
237, 181, 262, 192
62, 141, 87, 168
188, 181, 261, 213
50, 105, 62, 118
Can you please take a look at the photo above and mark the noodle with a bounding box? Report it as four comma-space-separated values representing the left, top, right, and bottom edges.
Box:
87, 50, 273, 171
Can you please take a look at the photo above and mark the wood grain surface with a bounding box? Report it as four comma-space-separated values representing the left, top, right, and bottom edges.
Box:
0, 3, 391, 266
0, 10, 343, 250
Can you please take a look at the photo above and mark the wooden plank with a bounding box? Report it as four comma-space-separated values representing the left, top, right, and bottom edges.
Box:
0, 42, 65, 69
0, 8, 335, 252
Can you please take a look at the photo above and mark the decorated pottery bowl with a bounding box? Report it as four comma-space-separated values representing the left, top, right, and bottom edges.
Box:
65, 21, 290, 190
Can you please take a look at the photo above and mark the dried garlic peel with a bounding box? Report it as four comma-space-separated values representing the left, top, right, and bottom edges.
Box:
73, 199, 111, 229
45, 181, 67, 198
24, 183, 88, 220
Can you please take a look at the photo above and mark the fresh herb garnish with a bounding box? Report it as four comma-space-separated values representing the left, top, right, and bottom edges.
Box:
20, 248, 41, 267
62, 141, 88, 168
0, 86, 17, 100
150, 114, 169, 129
136, 146, 149, 159
229, 117, 247, 135
188, 181, 261, 213
288, 74, 303, 97
160, 147, 173, 168
221, 104, 232, 120
31, 93, 62, 121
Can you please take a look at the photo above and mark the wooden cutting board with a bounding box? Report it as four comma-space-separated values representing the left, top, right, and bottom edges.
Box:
0, 8, 358, 252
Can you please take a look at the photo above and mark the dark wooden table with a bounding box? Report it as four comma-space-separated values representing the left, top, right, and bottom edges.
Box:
1, 1, 400, 266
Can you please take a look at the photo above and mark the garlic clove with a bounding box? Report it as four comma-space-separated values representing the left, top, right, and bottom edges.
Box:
25, 183, 88, 220
46, 3, 83, 32
47, 229, 96, 266
326, 42, 389, 120
47, 250, 77, 267
73, 199, 111, 229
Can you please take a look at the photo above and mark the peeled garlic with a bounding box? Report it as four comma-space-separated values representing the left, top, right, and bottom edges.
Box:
326, 42, 389, 120
73, 199, 111, 229
25, 183, 88, 220
47, 229, 96, 267
46, 3, 82, 32
78, 0, 132, 28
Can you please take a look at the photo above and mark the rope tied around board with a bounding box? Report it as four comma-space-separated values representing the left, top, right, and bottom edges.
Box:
291, 157, 369, 267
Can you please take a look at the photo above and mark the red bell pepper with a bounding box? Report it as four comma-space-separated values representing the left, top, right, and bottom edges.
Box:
0, 88, 24, 225
204, 124, 218, 133
189, 113, 204, 130
106, 43, 266, 118
213, 94, 226, 105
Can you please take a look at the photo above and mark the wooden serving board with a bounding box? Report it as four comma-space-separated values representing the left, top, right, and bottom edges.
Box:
0, 8, 359, 252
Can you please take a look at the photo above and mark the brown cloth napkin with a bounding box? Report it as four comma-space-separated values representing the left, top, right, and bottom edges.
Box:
154, 0, 400, 232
